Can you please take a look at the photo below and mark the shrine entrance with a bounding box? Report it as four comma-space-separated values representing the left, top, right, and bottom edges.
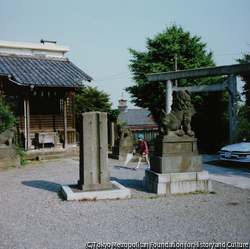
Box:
147, 63, 250, 144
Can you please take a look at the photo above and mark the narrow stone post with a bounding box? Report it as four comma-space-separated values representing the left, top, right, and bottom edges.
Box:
78, 112, 112, 191
166, 80, 173, 114
228, 74, 238, 144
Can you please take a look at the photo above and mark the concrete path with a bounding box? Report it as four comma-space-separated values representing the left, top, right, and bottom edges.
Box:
202, 155, 250, 190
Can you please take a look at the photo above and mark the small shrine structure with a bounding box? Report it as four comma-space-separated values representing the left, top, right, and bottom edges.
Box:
0, 39, 92, 151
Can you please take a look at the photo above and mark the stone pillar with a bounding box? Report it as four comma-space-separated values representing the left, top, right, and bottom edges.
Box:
166, 80, 173, 114
108, 119, 116, 147
228, 74, 238, 144
78, 112, 112, 191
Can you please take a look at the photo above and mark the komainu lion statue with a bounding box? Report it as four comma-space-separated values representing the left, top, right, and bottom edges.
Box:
0, 127, 17, 146
117, 124, 132, 140
158, 90, 195, 137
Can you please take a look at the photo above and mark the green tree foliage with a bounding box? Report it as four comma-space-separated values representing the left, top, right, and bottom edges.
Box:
0, 98, 16, 133
108, 109, 121, 121
126, 24, 228, 153
238, 105, 250, 141
236, 52, 250, 139
236, 52, 250, 107
75, 85, 112, 116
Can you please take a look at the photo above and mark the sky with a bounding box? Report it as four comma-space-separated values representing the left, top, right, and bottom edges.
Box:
1, 0, 250, 109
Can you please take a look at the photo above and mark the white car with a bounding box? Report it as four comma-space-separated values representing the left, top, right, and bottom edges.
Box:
218, 140, 250, 163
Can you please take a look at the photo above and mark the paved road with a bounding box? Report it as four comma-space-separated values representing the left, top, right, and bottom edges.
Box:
202, 154, 250, 190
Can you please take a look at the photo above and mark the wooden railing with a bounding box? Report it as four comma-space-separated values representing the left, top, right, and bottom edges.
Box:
19, 115, 74, 130
18, 115, 76, 145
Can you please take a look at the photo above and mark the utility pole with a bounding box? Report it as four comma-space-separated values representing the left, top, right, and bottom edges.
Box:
174, 53, 178, 87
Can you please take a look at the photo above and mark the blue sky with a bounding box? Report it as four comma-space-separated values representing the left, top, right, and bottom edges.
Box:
1, 0, 250, 108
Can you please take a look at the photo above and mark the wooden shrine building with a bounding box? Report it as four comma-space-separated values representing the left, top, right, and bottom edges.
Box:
0, 39, 92, 151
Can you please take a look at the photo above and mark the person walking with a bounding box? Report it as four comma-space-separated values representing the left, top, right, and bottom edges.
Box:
133, 134, 150, 171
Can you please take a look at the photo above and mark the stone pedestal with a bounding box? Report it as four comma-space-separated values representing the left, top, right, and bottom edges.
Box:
151, 135, 202, 173
143, 169, 212, 195
144, 135, 212, 194
111, 139, 134, 161
0, 145, 20, 168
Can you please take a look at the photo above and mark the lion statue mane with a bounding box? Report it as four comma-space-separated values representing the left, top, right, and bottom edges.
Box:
158, 90, 195, 137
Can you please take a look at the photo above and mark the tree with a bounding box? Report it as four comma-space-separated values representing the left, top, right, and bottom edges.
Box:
236, 52, 250, 107
236, 52, 250, 138
75, 85, 112, 116
125, 24, 228, 153
0, 98, 17, 133
238, 105, 250, 141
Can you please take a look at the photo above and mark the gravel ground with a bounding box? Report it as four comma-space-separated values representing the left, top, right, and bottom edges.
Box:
0, 157, 249, 248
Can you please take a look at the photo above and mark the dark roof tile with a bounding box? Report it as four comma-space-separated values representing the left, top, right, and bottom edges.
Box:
119, 109, 157, 126
0, 53, 92, 87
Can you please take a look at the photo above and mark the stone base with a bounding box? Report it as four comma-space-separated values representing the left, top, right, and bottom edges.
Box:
78, 181, 113, 191
150, 154, 202, 173
154, 135, 199, 157
0, 145, 20, 168
61, 181, 131, 201
111, 145, 135, 161
143, 170, 212, 195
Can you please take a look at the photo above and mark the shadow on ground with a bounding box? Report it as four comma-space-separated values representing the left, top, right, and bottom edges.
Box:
113, 165, 135, 171
204, 159, 250, 173
22, 180, 62, 193
111, 177, 145, 191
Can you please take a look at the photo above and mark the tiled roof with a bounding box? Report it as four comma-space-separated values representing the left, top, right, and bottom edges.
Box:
0, 53, 92, 87
119, 109, 157, 126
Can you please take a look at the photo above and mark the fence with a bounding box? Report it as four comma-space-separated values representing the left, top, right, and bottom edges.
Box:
131, 129, 158, 146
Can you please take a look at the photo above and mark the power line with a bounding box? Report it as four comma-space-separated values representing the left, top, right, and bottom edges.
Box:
94, 72, 131, 81
214, 52, 250, 57
93, 52, 250, 82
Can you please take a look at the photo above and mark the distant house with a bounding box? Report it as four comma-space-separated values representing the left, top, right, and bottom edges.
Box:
119, 108, 158, 144
0, 39, 92, 151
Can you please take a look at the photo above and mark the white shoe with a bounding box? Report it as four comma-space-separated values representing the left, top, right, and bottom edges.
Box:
133, 166, 139, 171
147, 166, 150, 170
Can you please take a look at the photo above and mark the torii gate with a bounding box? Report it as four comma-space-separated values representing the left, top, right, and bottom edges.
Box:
147, 63, 250, 144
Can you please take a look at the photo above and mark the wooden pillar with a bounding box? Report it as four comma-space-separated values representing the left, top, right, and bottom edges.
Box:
26, 98, 31, 151
63, 97, 67, 148
24, 98, 27, 151
228, 74, 238, 144
72, 94, 76, 143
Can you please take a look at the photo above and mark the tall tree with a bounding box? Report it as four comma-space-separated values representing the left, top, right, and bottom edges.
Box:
236, 52, 250, 106
126, 24, 228, 153
236, 52, 250, 138
75, 85, 112, 116
75, 85, 112, 132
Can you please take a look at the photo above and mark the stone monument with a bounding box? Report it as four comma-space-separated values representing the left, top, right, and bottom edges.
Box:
143, 91, 212, 194
78, 112, 112, 191
111, 124, 134, 161
0, 127, 20, 168
61, 112, 130, 200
